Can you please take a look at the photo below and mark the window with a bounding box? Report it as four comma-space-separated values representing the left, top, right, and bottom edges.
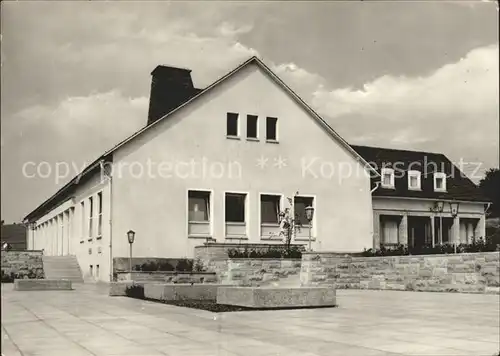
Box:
225, 193, 246, 223
80, 201, 85, 239
246, 115, 258, 139
188, 190, 211, 237
261, 195, 281, 224
294, 196, 314, 226
266, 117, 278, 141
434, 172, 447, 192
96, 265, 100, 278
188, 191, 210, 221
89, 265, 93, 277
408, 170, 421, 190
97, 192, 103, 237
88, 196, 93, 238
381, 168, 395, 189
226, 112, 239, 137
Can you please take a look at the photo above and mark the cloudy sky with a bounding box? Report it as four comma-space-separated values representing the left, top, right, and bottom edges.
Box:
1, 1, 498, 223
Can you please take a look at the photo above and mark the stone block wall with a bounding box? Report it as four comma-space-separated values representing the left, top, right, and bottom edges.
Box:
301, 252, 499, 294
216, 258, 302, 286
1, 250, 44, 281
115, 271, 217, 284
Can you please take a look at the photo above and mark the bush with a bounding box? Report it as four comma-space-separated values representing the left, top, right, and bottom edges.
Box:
175, 258, 193, 272
226, 246, 302, 259
362, 239, 499, 257
137, 261, 175, 272
125, 284, 144, 299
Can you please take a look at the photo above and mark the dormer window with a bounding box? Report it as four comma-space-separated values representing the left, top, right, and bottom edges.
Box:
381, 168, 395, 189
408, 170, 421, 190
434, 172, 447, 192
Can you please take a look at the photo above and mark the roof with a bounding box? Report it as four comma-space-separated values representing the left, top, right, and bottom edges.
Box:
24, 56, 377, 222
351, 145, 490, 203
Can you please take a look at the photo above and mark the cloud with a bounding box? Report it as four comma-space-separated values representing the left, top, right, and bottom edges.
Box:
217, 22, 254, 38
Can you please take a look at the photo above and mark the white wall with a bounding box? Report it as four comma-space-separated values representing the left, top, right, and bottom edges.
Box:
32, 170, 112, 281
111, 62, 374, 258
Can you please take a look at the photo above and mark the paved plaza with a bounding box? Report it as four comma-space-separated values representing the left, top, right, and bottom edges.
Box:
1, 284, 499, 356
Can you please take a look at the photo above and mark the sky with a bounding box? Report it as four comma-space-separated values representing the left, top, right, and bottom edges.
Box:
1, 0, 499, 223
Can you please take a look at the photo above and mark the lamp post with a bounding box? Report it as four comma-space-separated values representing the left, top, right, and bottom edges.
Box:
127, 230, 135, 272
432, 201, 445, 246
449, 201, 460, 253
304, 206, 315, 251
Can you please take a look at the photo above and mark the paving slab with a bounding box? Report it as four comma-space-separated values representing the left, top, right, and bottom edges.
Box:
1, 283, 499, 356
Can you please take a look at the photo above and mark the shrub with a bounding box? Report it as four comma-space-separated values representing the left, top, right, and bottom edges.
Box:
125, 284, 144, 299
193, 257, 206, 272
226, 246, 302, 259
175, 258, 193, 272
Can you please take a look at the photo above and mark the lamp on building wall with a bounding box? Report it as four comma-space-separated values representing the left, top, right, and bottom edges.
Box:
127, 230, 135, 273
449, 201, 460, 218
305, 206, 315, 251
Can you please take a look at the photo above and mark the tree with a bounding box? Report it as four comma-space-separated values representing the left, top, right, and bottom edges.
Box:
479, 168, 500, 217
273, 191, 303, 252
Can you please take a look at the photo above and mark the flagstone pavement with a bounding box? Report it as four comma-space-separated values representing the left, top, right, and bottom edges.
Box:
1, 283, 499, 356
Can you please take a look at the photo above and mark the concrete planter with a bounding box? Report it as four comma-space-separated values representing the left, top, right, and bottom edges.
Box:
115, 271, 217, 284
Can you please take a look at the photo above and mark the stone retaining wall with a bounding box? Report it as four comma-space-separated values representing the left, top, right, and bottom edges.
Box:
1, 250, 44, 281
300, 252, 500, 294
213, 258, 302, 286
115, 271, 217, 284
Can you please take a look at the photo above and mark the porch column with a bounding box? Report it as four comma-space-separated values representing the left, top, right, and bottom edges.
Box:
452, 216, 460, 245
430, 216, 436, 247
475, 215, 486, 241
373, 211, 381, 249
398, 213, 408, 246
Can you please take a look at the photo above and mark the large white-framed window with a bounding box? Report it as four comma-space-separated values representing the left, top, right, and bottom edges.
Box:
260, 193, 282, 239
434, 172, 447, 192
97, 191, 103, 238
187, 190, 212, 237
294, 195, 316, 240
224, 192, 248, 239
88, 196, 93, 239
381, 168, 395, 189
407, 170, 421, 190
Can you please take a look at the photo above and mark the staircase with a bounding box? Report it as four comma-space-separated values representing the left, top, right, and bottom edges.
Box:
42, 255, 84, 283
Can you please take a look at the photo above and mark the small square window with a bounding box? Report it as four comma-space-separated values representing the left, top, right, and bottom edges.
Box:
227, 112, 239, 137
381, 168, 395, 189
408, 170, 421, 190
266, 117, 278, 141
434, 172, 447, 192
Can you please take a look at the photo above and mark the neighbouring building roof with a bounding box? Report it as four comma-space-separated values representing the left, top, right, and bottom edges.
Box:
351, 145, 490, 203
23, 56, 377, 223
1, 223, 27, 249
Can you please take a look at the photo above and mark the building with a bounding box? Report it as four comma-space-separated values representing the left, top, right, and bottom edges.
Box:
23, 56, 380, 281
352, 145, 490, 249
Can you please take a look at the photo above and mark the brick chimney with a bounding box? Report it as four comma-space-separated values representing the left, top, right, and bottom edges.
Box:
147, 65, 202, 126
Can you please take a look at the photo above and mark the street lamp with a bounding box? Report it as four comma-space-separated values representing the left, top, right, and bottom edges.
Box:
433, 201, 445, 246
305, 206, 315, 251
127, 230, 135, 272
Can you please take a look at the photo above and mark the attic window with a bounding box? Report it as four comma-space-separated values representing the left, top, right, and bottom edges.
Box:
408, 170, 421, 190
434, 172, 447, 192
227, 112, 239, 137
266, 117, 278, 141
381, 168, 395, 189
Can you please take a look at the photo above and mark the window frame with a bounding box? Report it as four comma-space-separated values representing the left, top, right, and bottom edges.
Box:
407, 170, 422, 191
80, 201, 85, 243
226, 112, 240, 139
293, 194, 317, 241
88, 196, 93, 240
246, 114, 259, 140
186, 189, 213, 239
433, 172, 447, 192
223, 191, 249, 240
97, 191, 103, 239
265, 116, 278, 142
259, 193, 283, 225
381, 168, 395, 189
